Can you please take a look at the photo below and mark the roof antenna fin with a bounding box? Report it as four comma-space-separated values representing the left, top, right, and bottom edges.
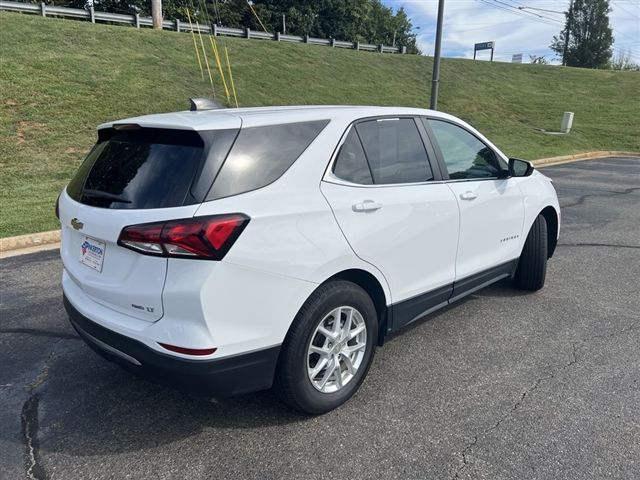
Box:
189, 98, 224, 111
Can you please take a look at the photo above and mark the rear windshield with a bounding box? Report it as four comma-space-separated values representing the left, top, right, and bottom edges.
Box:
67, 120, 328, 209
67, 128, 235, 209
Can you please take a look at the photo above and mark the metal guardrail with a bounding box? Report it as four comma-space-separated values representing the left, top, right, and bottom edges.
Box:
0, 0, 407, 54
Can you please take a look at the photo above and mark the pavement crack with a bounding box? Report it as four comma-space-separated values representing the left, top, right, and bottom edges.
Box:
0, 328, 80, 340
19, 338, 71, 480
26, 341, 60, 392
454, 435, 477, 478
21, 394, 47, 480
560, 186, 640, 209
451, 351, 574, 480
451, 323, 637, 479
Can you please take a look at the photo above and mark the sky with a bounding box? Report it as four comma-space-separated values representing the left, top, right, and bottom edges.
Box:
382, 0, 640, 64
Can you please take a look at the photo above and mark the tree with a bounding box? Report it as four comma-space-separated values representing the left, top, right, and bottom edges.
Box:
609, 49, 640, 71
51, 0, 420, 52
529, 55, 549, 65
256, 0, 420, 53
550, 0, 614, 69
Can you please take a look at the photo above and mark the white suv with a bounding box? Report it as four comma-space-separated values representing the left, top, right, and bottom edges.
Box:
59, 104, 560, 414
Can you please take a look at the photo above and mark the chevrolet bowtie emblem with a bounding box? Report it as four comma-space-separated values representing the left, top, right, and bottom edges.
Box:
70, 218, 84, 230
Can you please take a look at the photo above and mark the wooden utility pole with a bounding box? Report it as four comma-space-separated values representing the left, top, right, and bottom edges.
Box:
151, 0, 162, 30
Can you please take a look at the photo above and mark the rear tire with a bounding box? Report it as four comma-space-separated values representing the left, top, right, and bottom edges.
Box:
514, 214, 548, 291
274, 280, 377, 415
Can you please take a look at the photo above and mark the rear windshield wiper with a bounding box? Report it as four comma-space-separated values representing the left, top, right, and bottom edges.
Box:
81, 189, 132, 203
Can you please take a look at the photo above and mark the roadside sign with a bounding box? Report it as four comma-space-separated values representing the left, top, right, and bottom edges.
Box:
512, 54, 523, 63
473, 41, 495, 61
474, 42, 495, 50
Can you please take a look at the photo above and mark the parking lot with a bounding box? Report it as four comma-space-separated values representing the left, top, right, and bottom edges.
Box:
1, 156, 638, 480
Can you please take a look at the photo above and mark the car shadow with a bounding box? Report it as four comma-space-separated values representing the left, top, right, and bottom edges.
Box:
4, 276, 540, 459
383, 277, 535, 344
4, 333, 314, 459
472, 277, 539, 298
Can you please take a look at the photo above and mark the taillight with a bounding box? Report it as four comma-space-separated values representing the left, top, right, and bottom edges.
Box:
55, 193, 61, 220
118, 214, 249, 260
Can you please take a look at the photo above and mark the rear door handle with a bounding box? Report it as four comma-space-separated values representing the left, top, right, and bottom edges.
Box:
459, 191, 478, 201
352, 200, 383, 212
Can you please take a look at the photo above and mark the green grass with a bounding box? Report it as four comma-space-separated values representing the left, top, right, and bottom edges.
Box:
1, 12, 639, 237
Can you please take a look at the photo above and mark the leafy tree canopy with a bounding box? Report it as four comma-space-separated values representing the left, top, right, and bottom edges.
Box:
550, 0, 614, 68
46, 0, 420, 53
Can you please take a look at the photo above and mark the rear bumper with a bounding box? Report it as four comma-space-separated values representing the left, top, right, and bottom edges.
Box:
64, 295, 281, 398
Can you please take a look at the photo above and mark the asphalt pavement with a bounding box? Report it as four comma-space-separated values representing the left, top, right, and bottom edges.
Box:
1, 157, 638, 480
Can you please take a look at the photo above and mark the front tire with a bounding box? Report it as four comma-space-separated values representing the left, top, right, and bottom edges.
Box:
274, 280, 378, 414
514, 214, 548, 291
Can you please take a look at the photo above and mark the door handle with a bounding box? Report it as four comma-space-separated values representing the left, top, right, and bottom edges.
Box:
459, 191, 478, 201
352, 200, 383, 212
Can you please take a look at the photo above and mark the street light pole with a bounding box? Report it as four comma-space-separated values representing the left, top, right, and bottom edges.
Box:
430, 0, 445, 110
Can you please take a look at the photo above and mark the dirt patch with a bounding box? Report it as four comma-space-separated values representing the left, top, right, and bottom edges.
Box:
16, 121, 47, 147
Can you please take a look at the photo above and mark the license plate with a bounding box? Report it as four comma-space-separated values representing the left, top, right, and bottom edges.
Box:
79, 235, 106, 272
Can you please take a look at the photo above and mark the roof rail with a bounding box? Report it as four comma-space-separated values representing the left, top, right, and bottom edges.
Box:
189, 98, 225, 111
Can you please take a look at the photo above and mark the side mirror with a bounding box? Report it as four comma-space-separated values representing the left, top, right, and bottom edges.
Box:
508, 158, 534, 177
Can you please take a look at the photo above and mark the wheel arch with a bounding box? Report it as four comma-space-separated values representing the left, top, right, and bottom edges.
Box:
324, 269, 390, 346
539, 206, 559, 258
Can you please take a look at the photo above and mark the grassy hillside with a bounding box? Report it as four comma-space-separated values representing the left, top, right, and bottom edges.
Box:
1, 12, 639, 237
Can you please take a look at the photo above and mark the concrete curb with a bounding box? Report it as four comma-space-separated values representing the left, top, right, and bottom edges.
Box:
532, 150, 640, 167
0, 151, 638, 258
0, 241, 60, 259
0, 230, 60, 254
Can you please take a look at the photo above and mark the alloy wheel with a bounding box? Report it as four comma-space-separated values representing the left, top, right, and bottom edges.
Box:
306, 306, 367, 393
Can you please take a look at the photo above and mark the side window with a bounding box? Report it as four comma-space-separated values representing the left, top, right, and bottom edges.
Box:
332, 129, 373, 185
356, 118, 434, 184
427, 119, 502, 180
207, 120, 328, 200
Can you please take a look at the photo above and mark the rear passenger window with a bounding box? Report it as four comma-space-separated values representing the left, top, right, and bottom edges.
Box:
332, 129, 373, 184
207, 120, 328, 200
356, 118, 433, 184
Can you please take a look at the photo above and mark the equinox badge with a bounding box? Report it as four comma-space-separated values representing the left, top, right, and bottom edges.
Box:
70, 218, 84, 230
